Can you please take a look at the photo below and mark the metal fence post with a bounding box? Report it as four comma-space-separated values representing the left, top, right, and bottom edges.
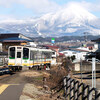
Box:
62, 76, 100, 100
63, 76, 67, 96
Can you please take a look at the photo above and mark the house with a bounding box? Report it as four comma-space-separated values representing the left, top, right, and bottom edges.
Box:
90, 38, 100, 60
61, 42, 99, 62
60, 48, 89, 62
0, 33, 33, 52
87, 44, 94, 50
92, 38, 100, 51
77, 43, 97, 52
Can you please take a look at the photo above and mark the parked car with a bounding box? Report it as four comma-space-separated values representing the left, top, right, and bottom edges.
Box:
86, 58, 100, 62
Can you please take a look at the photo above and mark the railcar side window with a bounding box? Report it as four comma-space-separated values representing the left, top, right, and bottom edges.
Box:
42, 52, 46, 59
46, 52, 51, 59
30, 51, 34, 60
37, 51, 42, 59
9, 47, 15, 59
23, 48, 29, 59
30, 51, 38, 60
43, 52, 51, 59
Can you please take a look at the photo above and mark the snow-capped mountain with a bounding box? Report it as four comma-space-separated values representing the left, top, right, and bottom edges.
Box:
0, 4, 100, 37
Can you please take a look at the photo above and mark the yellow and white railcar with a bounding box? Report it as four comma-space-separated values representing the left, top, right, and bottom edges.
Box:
8, 46, 53, 71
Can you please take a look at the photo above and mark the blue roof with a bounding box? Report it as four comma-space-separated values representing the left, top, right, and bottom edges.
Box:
0, 37, 32, 42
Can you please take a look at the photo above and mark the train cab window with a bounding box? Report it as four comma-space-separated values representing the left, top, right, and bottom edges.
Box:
23, 48, 29, 59
9, 47, 15, 58
52, 52, 55, 55
17, 52, 21, 58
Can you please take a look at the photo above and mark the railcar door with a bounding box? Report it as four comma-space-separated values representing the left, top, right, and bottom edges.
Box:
15, 47, 22, 66
22, 48, 29, 67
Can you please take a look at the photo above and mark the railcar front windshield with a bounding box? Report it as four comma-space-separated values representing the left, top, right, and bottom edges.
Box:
23, 48, 29, 59
9, 47, 15, 59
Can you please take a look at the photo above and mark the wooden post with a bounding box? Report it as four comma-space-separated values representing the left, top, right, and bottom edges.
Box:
63, 77, 67, 96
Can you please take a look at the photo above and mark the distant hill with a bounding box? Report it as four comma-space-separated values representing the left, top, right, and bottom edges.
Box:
31, 35, 100, 42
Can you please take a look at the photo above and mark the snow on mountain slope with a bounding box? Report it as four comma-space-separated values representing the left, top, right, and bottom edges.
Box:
41, 4, 97, 23
0, 3, 100, 37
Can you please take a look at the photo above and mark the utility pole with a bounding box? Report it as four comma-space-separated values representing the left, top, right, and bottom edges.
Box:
84, 32, 88, 42
92, 57, 96, 88
80, 59, 82, 82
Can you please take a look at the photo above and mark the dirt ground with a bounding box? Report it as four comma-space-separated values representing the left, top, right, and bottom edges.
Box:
0, 57, 70, 100
19, 66, 67, 100
19, 57, 70, 100
0, 68, 66, 100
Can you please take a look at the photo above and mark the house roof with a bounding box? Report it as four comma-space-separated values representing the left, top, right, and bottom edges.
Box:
43, 45, 59, 49
61, 48, 89, 52
69, 46, 79, 48
91, 38, 100, 42
87, 44, 94, 47
0, 37, 32, 43
74, 48, 89, 52
59, 53, 65, 56
0, 33, 20, 39
0, 33, 32, 40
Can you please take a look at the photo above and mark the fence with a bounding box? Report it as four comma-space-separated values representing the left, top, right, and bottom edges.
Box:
63, 77, 100, 100
51, 76, 100, 100
0, 56, 8, 66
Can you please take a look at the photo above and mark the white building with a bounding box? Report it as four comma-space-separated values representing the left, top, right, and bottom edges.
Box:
60, 49, 88, 62
27, 42, 37, 47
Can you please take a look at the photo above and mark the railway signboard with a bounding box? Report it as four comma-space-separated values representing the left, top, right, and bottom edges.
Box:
51, 38, 55, 44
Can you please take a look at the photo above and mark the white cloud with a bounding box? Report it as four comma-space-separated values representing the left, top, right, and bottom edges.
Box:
66, 1, 100, 12
0, 0, 15, 7
0, 0, 100, 13
0, 0, 100, 12
0, 14, 14, 20
0, 0, 61, 14
18, 0, 61, 14
0, 0, 100, 19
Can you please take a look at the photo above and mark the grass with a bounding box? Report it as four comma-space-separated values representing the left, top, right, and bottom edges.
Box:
34, 76, 43, 81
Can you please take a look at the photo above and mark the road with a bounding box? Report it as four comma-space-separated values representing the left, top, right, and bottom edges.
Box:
0, 84, 24, 100
0, 71, 29, 100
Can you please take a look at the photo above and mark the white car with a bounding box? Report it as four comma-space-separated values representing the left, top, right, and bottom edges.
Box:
86, 58, 100, 62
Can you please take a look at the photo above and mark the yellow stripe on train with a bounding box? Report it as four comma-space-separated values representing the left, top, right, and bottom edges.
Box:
22, 63, 30, 66
30, 61, 51, 66
8, 61, 51, 66
8, 63, 15, 66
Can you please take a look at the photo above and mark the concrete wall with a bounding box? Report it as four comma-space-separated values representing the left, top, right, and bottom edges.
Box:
74, 62, 100, 72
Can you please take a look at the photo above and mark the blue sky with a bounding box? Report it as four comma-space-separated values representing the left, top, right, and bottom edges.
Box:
0, 0, 100, 20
